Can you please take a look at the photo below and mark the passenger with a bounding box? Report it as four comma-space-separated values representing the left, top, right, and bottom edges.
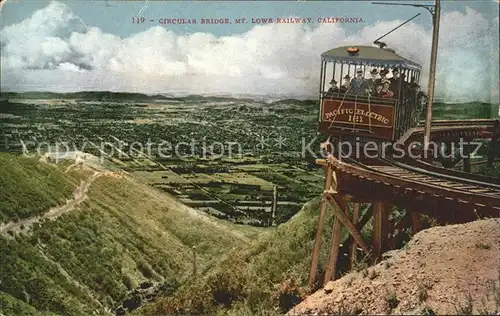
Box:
389, 68, 400, 94
380, 79, 394, 98
374, 84, 383, 97
399, 72, 408, 98
366, 68, 379, 93
340, 74, 351, 93
416, 85, 428, 107
376, 68, 389, 86
407, 82, 418, 104
350, 69, 369, 95
326, 78, 340, 96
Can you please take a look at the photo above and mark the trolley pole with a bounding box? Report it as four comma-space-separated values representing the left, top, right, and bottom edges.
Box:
425, 0, 441, 152
372, 0, 441, 151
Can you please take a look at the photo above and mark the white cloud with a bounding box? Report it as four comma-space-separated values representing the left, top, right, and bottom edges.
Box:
1, 1, 498, 103
58, 62, 84, 72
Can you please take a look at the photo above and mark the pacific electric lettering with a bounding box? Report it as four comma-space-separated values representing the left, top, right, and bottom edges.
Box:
324, 109, 391, 125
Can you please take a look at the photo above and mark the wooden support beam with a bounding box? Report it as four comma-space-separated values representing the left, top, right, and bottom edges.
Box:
350, 203, 360, 270
411, 211, 422, 235
439, 141, 454, 168
357, 204, 374, 233
324, 194, 370, 253
487, 120, 500, 168
463, 146, 471, 173
339, 204, 373, 257
323, 213, 343, 285
315, 158, 328, 167
372, 202, 391, 260
324, 194, 351, 285
308, 165, 335, 289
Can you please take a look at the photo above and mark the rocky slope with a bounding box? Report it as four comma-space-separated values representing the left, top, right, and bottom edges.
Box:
289, 218, 500, 315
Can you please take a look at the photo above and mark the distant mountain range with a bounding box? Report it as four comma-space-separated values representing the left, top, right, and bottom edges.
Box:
0, 91, 320, 106
0, 91, 496, 109
0, 91, 209, 102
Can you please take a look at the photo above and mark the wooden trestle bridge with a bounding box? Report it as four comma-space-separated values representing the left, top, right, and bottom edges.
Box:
308, 119, 500, 289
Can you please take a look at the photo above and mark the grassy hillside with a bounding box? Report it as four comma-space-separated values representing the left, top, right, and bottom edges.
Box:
431, 101, 498, 120
0, 154, 87, 223
0, 153, 264, 315
142, 198, 352, 315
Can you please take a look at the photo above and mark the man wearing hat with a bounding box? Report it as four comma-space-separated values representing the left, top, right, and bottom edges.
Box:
326, 78, 340, 96
350, 69, 369, 95
389, 68, 401, 97
400, 72, 410, 98
415, 84, 428, 109
340, 74, 351, 94
375, 68, 389, 87
408, 81, 419, 104
366, 68, 379, 94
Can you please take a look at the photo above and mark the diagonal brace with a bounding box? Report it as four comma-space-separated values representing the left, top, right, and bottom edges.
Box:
324, 193, 370, 254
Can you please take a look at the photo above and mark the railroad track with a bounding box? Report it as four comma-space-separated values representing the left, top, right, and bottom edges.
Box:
321, 118, 500, 222
418, 119, 497, 128
375, 157, 500, 195
327, 154, 500, 222
399, 119, 497, 144
402, 118, 498, 181
399, 157, 500, 185
344, 156, 500, 199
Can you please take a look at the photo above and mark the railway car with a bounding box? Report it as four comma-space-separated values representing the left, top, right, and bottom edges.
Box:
318, 45, 424, 141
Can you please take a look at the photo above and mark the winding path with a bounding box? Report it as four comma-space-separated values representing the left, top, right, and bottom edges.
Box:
0, 171, 106, 237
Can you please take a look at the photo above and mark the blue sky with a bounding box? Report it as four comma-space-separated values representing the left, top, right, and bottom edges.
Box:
2, 0, 498, 37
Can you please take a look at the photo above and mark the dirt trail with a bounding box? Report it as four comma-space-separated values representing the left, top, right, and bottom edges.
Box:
0, 171, 122, 237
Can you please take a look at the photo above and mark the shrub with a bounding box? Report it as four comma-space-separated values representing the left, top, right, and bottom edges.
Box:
386, 292, 399, 310
122, 275, 135, 291
137, 261, 155, 279
272, 278, 304, 312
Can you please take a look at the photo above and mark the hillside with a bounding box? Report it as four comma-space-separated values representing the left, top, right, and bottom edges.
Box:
431, 101, 498, 120
140, 197, 349, 315
0, 153, 264, 315
0, 153, 88, 223
288, 218, 500, 315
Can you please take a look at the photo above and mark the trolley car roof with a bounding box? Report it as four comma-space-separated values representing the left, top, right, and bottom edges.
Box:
321, 45, 421, 70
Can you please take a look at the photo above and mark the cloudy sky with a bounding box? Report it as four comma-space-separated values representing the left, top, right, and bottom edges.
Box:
1, 0, 499, 103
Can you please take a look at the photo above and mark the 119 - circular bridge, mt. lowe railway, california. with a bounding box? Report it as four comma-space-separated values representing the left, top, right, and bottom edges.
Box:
156, 17, 365, 25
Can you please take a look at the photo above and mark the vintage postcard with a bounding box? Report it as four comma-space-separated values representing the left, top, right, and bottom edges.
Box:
0, 1, 499, 315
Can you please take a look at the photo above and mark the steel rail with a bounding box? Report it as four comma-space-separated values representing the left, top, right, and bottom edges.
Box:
380, 157, 500, 190
399, 158, 500, 186
330, 155, 500, 209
